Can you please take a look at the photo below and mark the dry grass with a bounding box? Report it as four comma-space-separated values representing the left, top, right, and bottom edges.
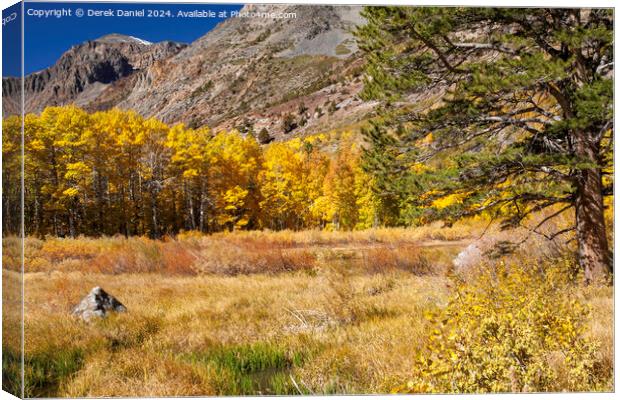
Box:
581, 284, 614, 387
11, 222, 471, 276
2, 223, 613, 396
12, 270, 446, 397
197, 220, 480, 245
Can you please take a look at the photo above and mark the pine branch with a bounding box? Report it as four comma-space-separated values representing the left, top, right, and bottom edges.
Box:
451, 42, 521, 55
410, 28, 466, 74
523, 203, 573, 235
479, 116, 556, 126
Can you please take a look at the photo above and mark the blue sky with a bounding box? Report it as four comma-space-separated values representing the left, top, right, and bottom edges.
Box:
5, 2, 243, 76
2, 2, 22, 77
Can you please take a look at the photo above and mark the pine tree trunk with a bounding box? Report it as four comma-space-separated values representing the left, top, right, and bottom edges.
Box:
574, 137, 612, 285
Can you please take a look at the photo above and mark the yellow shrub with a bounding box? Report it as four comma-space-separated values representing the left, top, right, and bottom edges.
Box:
398, 259, 609, 393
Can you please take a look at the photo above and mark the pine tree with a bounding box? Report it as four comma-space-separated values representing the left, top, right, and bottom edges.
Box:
356, 7, 613, 283
258, 128, 273, 144
282, 113, 297, 134
297, 102, 308, 116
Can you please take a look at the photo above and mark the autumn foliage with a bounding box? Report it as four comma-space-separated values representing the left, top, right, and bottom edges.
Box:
400, 259, 608, 393
2, 106, 380, 237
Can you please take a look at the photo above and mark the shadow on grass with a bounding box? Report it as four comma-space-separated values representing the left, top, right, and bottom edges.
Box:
2, 346, 21, 397
4, 346, 84, 398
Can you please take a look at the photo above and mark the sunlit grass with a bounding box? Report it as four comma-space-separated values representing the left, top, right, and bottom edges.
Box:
16, 269, 445, 396
2, 223, 612, 396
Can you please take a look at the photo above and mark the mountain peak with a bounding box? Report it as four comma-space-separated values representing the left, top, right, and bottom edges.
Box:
4, 5, 368, 136
2, 32, 186, 116
96, 33, 153, 46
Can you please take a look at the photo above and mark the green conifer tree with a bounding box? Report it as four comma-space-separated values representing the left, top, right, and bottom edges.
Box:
356, 7, 613, 283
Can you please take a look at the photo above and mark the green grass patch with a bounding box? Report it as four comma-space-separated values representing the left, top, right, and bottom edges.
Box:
183, 341, 312, 395
23, 347, 84, 397
2, 347, 22, 397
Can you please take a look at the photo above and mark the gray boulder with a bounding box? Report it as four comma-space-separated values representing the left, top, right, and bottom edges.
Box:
452, 239, 520, 273
453, 243, 483, 271
72, 287, 127, 321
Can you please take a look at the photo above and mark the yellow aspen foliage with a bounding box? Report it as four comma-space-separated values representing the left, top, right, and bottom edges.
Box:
3, 115, 23, 234
259, 137, 329, 230
310, 132, 382, 230
431, 193, 466, 209
399, 260, 607, 393
207, 131, 263, 230
12, 105, 385, 236
317, 142, 359, 230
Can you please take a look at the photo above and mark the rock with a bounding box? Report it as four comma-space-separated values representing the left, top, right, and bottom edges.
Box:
452, 239, 521, 273
72, 287, 127, 321
452, 243, 483, 271
2, 35, 186, 117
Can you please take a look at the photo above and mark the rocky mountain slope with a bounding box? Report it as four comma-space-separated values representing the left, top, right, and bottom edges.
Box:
3, 5, 376, 141
2, 34, 186, 116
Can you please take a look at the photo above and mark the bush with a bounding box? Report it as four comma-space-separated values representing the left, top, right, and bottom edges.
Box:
282, 113, 297, 134
359, 245, 434, 275
236, 118, 254, 137
327, 100, 338, 115
192, 239, 316, 275
398, 259, 608, 393
258, 128, 273, 144
297, 102, 308, 115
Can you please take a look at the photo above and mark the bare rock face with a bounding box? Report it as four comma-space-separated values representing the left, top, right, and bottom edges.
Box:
72, 287, 127, 321
2, 34, 186, 117
3, 6, 373, 141
120, 4, 368, 136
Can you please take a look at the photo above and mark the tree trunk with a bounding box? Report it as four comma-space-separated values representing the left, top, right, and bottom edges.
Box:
150, 187, 159, 239
3, 186, 12, 235
171, 188, 178, 234
574, 138, 612, 285
188, 190, 196, 231
68, 207, 76, 238
94, 166, 105, 234
199, 183, 206, 233
33, 189, 40, 237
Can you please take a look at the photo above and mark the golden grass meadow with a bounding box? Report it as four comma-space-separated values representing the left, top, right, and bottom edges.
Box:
1, 4, 615, 397
1, 221, 614, 396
